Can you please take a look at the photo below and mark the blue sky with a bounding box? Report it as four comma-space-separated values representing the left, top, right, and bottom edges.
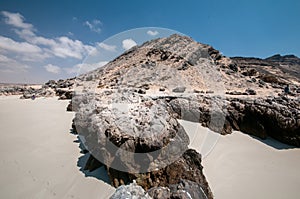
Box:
0, 0, 299, 83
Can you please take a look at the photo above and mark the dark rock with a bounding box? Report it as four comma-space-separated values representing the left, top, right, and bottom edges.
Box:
128, 149, 212, 199
172, 87, 186, 93
137, 89, 146, 94
66, 101, 73, 111
259, 74, 281, 84
228, 63, 238, 72
242, 69, 257, 76
226, 91, 244, 95
227, 97, 300, 146
245, 88, 257, 95
159, 87, 166, 91
57, 90, 73, 100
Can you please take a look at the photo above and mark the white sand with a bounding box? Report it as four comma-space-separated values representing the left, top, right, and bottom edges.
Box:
179, 120, 300, 199
1, 97, 299, 199
0, 96, 115, 199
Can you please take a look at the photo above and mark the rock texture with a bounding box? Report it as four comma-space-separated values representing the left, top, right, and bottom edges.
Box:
109, 180, 152, 199
74, 90, 190, 174
0, 78, 75, 100
111, 178, 209, 199
69, 34, 300, 198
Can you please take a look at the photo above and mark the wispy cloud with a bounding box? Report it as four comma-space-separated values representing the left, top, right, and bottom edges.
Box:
84, 19, 102, 33
1, 11, 34, 30
44, 64, 61, 74
147, 30, 159, 36
122, 38, 137, 50
98, 42, 117, 52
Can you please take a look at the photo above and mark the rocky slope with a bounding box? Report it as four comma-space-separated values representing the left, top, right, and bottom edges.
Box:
70, 34, 299, 198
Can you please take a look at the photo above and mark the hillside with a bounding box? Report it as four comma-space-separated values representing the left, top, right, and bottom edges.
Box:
71, 34, 300, 198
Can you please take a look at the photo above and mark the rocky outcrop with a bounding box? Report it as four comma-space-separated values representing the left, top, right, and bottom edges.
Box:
70, 34, 300, 199
108, 149, 212, 197
227, 97, 300, 146
167, 94, 300, 146
0, 78, 75, 99
74, 89, 189, 173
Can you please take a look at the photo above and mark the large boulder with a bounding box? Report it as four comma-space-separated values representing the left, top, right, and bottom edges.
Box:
74, 90, 190, 175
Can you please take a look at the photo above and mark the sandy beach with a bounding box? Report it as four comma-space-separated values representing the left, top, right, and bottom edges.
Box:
0, 97, 299, 199
180, 120, 300, 199
0, 96, 115, 199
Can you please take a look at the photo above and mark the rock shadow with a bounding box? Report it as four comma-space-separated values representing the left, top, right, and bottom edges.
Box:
73, 135, 112, 185
249, 134, 297, 150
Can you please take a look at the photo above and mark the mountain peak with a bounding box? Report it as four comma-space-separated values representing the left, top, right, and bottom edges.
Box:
265, 54, 300, 62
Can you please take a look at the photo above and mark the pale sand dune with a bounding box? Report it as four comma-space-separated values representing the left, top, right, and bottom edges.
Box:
0, 96, 115, 199
179, 120, 300, 199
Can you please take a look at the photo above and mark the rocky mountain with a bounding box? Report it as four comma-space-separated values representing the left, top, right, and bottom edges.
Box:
231, 54, 300, 86
70, 34, 299, 198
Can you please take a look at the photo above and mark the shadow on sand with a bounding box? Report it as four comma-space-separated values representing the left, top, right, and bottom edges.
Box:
77, 152, 111, 185
71, 132, 112, 185
249, 134, 297, 150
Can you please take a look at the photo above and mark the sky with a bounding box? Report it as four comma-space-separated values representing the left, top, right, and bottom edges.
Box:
0, 0, 299, 83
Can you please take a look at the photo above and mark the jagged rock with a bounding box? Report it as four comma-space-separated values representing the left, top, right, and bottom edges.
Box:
227, 97, 300, 146
170, 179, 208, 199
108, 149, 212, 199
144, 149, 212, 198
147, 187, 171, 199
169, 96, 231, 135
57, 89, 73, 100
147, 180, 208, 199
245, 88, 256, 95
109, 181, 152, 199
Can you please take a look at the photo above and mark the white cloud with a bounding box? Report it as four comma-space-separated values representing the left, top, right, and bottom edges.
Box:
0, 36, 51, 62
122, 38, 137, 50
0, 36, 42, 54
147, 30, 159, 36
1, 11, 96, 61
44, 64, 61, 74
1, 11, 33, 30
84, 19, 102, 33
0, 11, 105, 82
49, 36, 95, 59
65, 61, 108, 74
98, 42, 117, 52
